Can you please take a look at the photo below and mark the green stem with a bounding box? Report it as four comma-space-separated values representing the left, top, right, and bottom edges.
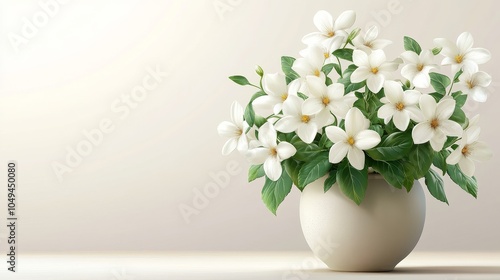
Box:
336, 56, 343, 78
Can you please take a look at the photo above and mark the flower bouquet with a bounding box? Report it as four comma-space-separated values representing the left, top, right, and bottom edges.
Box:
218, 10, 492, 214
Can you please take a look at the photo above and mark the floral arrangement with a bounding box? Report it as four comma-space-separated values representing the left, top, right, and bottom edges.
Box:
217, 10, 492, 214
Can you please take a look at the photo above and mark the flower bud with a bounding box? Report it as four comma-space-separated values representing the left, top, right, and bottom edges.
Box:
255, 65, 264, 77
347, 28, 361, 44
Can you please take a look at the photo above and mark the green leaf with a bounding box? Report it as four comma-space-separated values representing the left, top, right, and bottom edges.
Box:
248, 164, 265, 182
290, 136, 323, 161
432, 47, 442, 55
324, 168, 338, 192
401, 159, 416, 191
332, 48, 354, 61
424, 168, 448, 204
404, 36, 422, 54
345, 81, 366, 93
249, 91, 266, 103
325, 77, 333, 86
297, 153, 332, 190
229, 75, 251, 86
284, 159, 301, 188
408, 143, 434, 179
447, 164, 478, 198
319, 132, 333, 149
254, 115, 267, 128
433, 150, 449, 176
453, 69, 464, 83
244, 104, 255, 127
369, 124, 384, 137
261, 171, 293, 215
336, 160, 368, 205
429, 72, 451, 95
338, 64, 358, 86
452, 91, 467, 108
297, 92, 308, 100
366, 131, 413, 161
332, 63, 342, 76
370, 160, 405, 189
322, 63, 335, 75
450, 107, 467, 127
429, 92, 443, 102
281, 56, 300, 83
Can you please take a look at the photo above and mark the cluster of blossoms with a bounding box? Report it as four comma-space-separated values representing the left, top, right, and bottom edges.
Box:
218, 10, 492, 213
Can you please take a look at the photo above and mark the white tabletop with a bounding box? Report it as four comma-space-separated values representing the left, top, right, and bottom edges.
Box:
1, 251, 500, 280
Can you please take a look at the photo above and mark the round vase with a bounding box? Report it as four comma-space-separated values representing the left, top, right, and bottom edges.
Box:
299, 174, 426, 272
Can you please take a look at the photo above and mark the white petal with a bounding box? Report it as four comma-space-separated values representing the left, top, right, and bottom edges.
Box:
218, 121, 240, 138
353, 50, 369, 67
276, 142, 297, 160
345, 107, 367, 136
292, 58, 313, 77
430, 130, 447, 151
364, 25, 378, 42
436, 98, 456, 120
237, 135, 248, 152
369, 49, 386, 67
405, 106, 424, 122
446, 147, 463, 165
329, 142, 349, 163
458, 157, 475, 177
378, 61, 399, 72
302, 97, 325, 115
315, 108, 334, 127
275, 116, 300, 133
468, 141, 493, 162
404, 90, 421, 105
328, 100, 350, 120
369, 39, 392, 50
366, 74, 384, 93
263, 73, 287, 97
393, 110, 410, 131
470, 87, 488, 103
264, 156, 282, 181
326, 126, 348, 143
419, 95, 437, 120
297, 123, 318, 144
465, 48, 491, 64
401, 51, 420, 64
412, 122, 434, 144
282, 95, 302, 116
412, 71, 431, 88
222, 138, 238, 155
333, 10, 356, 30
350, 67, 371, 83
347, 146, 365, 170
258, 122, 277, 148
473, 71, 492, 87
313, 10, 334, 34
433, 38, 458, 57
377, 104, 396, 120
466, 125, 480, 143
302, 32, 326, 45
457, 32, 474, 53
384, 80, 403, 104
327, 83, 345, 99
230, 101, 244, 124
253, 95, 279, 117
401, 64, 418, 82
354, 130, 381, 150
439, 120, 462, 137
246, 147, 269, 164
305, 75, 327, 98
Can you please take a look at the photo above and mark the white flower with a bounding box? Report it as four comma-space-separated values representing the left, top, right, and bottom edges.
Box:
302, 10, 356, 48
302, 76, 354, 126
412, 95, 463, 151
253, 73, 298, 116
446, 119, 492, 177
434, 32, 491, 73
300, 39, 338, 64
400, 50, 437, 88
217, 101, 249, 155
350, 49, 399, 93
459, 64, 492, 102
275, 95, 319, 144
352, 26, 392, 53
292, 45, 326, 80
378, 81, 423, 131
325, 107, 381, 170
246, 123, 296, 181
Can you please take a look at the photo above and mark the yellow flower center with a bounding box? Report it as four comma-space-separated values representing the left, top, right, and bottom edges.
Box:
270, 148, 278, 156
327, 31, 335, 37
364, 41, 373, 48
455, 54, 464, 64
322, 97, 330, 105
461, 145, 470, 156
395, 102, 405, 111
371, 67, 379, 74
347, 136, 355, 146
417, 64, 424, 71
324, 52, 330, 59
430, 118, 439, 129
281, 93, 288, 101
301, 115, 311, 123
237, 128, 243, 136
466, 80, 474, 89
314, 69, 321, 77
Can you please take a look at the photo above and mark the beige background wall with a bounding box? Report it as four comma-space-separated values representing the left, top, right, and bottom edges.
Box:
0, 0, 498, 252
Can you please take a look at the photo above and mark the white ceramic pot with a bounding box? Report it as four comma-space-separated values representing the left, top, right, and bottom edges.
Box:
300, 174, 426, 272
